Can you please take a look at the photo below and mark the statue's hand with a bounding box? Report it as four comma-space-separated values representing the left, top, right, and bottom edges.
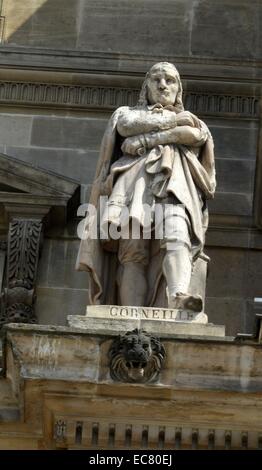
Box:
151, 108, 177, 127
121, 135, 146, 156
176, 111, 200, 128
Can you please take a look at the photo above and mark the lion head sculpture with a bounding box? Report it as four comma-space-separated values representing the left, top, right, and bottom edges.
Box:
108, 329, 166, 383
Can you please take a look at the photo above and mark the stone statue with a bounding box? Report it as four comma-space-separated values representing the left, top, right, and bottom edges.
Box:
76, 62, 216, 312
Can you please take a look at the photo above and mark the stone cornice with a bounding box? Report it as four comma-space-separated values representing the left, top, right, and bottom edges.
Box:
0, 46, 262, 81
0, 48, 260, 116
0, 153, 80, 228
0, 152, 79, 197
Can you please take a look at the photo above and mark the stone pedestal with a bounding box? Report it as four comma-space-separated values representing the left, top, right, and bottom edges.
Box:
68, 305, 225, 338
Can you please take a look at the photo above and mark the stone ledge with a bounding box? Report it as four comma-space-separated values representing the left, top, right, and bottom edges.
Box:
68, 303, 226, 338
3, 322, 232, 343
2, 323, 262, 391
0, 46, 261, 81
1, 322, 262, 448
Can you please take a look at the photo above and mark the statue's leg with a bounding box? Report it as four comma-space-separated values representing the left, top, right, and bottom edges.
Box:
118, 237, 150, 306
163, 245, 203, 312
162, 208, 203, 312
163, 244, 191, 297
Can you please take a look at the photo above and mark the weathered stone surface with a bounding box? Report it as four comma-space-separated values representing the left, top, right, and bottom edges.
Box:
4, 0, 261, 61
205, 247, 250, 335
35, 287, 89, 325
205, 249, 262, 332
191, 0, 261, 60
0, 152, 80, 238
204, 247, 262, 336
206, 248, 246, 298
68, 316, 225, 337
37, 239, 89, 290
67, 307, 226, 338
204, 119, 258, 216
2, 323, 258, 387
31, 115, 108, 149
5, 147, 99, 185
78, 0, 191, 56
207, 120, 258, 160
0, 114, 33, 146
246, 251, 262, 299
3, 116, 256, 209
208, 192, 252, 217
3, 0, 79, 48
85, 304, 208, 323
0, 152, 79, 198
0, 47, 260, 83
206, 226, 262, 250
245, 300, 258, 335
206, 297, 244, 337
0, 324, 261, 448
215, 159, 255, 194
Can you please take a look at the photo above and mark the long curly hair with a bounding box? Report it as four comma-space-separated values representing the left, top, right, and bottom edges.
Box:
137, 62, 184, 113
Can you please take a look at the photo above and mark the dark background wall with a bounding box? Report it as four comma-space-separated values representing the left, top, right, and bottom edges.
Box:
0, 0, 261, 334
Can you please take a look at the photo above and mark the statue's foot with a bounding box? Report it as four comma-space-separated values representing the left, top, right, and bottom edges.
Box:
169, 293, 203, 312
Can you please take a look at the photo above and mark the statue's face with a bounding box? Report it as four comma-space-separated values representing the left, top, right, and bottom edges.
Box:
147, 65, 179, 107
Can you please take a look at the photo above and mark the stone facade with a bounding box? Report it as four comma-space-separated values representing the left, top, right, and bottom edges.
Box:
0, 322, 261, 450
0, 0, 261, 450
0, 0, 260, 335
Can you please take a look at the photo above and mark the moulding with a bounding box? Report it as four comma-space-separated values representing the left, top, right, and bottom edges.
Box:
0, 79, 259, 117
0, 46, 261, 81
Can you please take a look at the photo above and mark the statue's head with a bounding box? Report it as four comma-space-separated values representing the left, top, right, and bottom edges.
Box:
137, 62, 184, 112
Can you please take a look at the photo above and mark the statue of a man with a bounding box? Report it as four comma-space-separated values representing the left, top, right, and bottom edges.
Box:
76, 62, 216, 311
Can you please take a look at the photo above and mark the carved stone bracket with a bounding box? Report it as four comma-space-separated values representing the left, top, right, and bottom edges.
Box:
54, 419, 67, 446
108, 328, 166, 384
0, 219, 43, 326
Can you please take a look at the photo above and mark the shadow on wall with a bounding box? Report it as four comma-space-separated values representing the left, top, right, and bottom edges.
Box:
2, 0, 78, 49
2, 0, 262, 60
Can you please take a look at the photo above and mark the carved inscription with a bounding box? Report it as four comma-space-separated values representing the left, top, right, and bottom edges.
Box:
109, 305, 195, 321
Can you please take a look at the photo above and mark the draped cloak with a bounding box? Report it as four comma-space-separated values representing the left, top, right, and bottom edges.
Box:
76, 106, 216, 306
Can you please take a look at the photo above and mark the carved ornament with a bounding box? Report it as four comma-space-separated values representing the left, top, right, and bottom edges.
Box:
0, 219, 42, 326
109, 329, 166, 384
0, 81, 258, 117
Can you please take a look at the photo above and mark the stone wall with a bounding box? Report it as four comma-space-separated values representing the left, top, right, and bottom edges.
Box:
0, 0, 261, 334
3, 0, 261, 61
1, 324, 262, 449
